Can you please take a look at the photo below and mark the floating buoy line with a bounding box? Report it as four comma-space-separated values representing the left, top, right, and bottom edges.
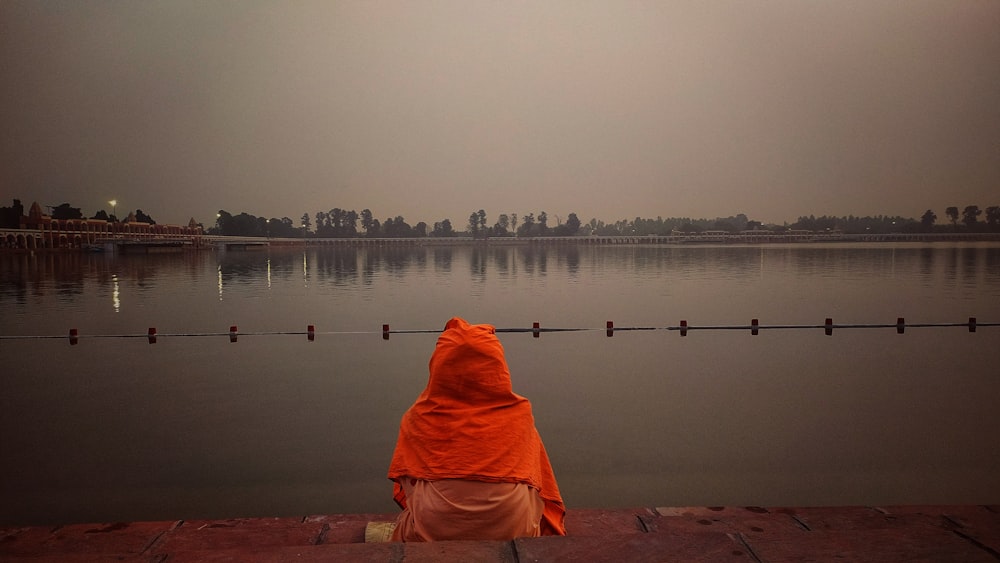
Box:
0, 318, 995, 345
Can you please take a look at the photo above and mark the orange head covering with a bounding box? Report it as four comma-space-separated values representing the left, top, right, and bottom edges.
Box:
388, 317, 566, 535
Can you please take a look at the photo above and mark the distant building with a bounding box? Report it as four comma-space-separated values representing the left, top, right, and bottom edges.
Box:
1, 201, 202, 250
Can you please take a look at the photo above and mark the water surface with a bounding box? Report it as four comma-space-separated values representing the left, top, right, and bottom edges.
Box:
2, 242, 998, 525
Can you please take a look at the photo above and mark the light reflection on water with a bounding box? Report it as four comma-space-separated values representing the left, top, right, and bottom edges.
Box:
111, 274, 120, 313
1, 242, 999, 526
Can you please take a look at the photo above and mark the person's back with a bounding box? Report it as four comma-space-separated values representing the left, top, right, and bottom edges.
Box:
387, 317, 566, 541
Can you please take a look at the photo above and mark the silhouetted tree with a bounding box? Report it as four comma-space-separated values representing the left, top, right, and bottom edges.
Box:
213, 210, 232, 234
537, 211, 548, 235
553, 212, 581, 235
384, 215, 413, 237
945, 207, 959, 229
468, 212, 480, 238
986, 206, 1000, 227
517, 213, 535, 236
360, 209, 375, 236
211, 210, 269, 236
432, 219, 455, 237
565, 212, 581, 234
314, 208, 359, 237
962, 205, 981, 229
495, 214, 510, 235
266, 217, 299, 237
51, 203, 82, 220
920, 209, 936, 231
345, 210, 359, 236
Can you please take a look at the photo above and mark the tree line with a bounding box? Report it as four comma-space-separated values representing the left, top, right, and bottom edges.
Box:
3, 198, 998, 237
791, 206, 1000, 235
207, 204, 998, 238
210, 208, 594, 238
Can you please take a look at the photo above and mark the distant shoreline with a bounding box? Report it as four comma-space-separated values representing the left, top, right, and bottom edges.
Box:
3, 228, 1000, 253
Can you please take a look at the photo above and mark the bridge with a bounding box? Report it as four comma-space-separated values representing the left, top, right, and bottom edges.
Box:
210, 231, 1000, 247
0, 228, 206, 252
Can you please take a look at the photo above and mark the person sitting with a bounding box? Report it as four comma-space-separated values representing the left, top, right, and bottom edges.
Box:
387, 317, 566, 541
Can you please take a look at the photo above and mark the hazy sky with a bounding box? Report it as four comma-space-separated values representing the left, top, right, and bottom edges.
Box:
2, 1, 998, 227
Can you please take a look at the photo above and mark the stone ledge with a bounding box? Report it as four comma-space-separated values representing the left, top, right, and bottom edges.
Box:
2, 505, 997, 562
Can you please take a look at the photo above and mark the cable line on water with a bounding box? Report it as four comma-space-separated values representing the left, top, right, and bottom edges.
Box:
0, 317, 995, 345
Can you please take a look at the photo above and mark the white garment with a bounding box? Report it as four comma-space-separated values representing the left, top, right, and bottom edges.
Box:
392, 477, 544, 542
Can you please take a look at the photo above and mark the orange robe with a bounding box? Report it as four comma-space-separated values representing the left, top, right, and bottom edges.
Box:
387, 317, 567, 540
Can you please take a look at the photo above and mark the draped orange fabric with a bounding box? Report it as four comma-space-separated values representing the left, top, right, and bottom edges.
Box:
388, 317, 567, 536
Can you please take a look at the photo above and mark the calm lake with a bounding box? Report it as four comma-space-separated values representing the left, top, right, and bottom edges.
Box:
2, 242, 999, 526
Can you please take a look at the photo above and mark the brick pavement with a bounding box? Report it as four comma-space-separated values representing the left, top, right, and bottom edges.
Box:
2, 505, 998, 562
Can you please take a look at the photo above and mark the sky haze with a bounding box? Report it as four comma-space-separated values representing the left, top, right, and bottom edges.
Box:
2, 1, 998, 227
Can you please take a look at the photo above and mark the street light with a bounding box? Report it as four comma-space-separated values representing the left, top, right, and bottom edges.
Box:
109, 200, 117, 221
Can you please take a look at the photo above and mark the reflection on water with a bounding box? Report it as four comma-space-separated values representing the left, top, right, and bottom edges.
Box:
5, 243, 999, 310
111, 274, 120, 313
1, 242, 999, 526
1, 242, 999, 343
